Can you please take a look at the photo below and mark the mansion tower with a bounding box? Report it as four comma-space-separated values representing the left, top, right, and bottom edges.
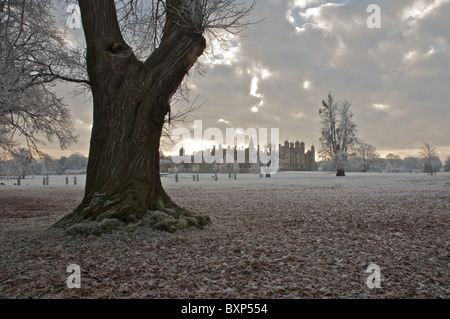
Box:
279, 140, 316, 171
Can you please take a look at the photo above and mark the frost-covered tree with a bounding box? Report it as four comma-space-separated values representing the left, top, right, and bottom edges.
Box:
54, 0, 257, 234
64, 153, 88, 171
0, 0, 82, 157
444, 157, 450, 172
11, 147, 32, 178
403, 156, 421, 173
420, 143, 439, 175
353, 142, 379, 172
422, 158, 442, 174
41, 153, 56, 175
318, 93, 358, 176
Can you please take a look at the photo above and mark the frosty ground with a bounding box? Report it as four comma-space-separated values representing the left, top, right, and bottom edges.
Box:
0, 172, 448, 298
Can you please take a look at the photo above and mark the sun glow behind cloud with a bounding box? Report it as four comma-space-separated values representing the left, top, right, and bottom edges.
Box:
303, 81, 311, 89
167, 127, 259, 157
250, 76, 260, 97
249, 66, 271, 113
372, 103, 390, 110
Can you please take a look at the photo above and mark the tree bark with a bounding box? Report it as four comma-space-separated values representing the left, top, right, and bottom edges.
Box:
54, 0, 210, 234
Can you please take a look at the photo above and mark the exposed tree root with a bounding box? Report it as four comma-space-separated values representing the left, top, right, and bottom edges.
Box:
53, 192, 211, 236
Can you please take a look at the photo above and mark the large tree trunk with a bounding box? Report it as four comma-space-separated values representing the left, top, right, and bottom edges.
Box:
54, 0, 210, 235
336, 169, 345, 176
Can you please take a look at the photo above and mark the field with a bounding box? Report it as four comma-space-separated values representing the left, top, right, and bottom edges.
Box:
0, 172, 448, 299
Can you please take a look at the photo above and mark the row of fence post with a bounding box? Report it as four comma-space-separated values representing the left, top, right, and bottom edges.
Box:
14, 176, 78, 185
41, 176, 77, 185
174, 173, 238, 182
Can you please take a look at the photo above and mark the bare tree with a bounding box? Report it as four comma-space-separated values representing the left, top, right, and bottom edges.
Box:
11, 147, 32, 178
443, 156, 450, 172
41, 153, 56, 176
54, 0, 258, 234
64, 152, 88, 171
0, 0, 85, 157
318, 93, 358, 176
354, 142, 379, 172
403, 156, 421, 173
420, 143, 439, 175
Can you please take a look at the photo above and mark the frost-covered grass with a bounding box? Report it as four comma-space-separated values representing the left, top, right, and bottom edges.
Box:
163, 170, 449, 189
0, 172, 448, 298
0, 174, 86, 187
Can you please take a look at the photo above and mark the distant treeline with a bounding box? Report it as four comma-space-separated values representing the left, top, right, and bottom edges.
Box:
2, 150, 449, 179
0, 151, 88, 178
319, 154, 450, 173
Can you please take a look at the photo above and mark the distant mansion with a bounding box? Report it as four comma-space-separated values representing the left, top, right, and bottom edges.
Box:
280, 140, 316, 171
161, 139, 315, 173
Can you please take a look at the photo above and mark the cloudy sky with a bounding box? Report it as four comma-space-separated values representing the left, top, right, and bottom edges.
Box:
48, 0, 450, 161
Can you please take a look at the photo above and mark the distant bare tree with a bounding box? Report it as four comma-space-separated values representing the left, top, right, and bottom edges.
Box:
443, 157, 450, 172
11, 147, 32, 178
403, 156, 421, 173
41, 154, 56, 176
64, 153, 88, 171
420, 143, 439, 175
354, 142, 379, 172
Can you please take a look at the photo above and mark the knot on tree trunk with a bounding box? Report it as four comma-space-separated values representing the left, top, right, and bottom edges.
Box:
108, 42, 133, 58
111, 42, 124, 53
